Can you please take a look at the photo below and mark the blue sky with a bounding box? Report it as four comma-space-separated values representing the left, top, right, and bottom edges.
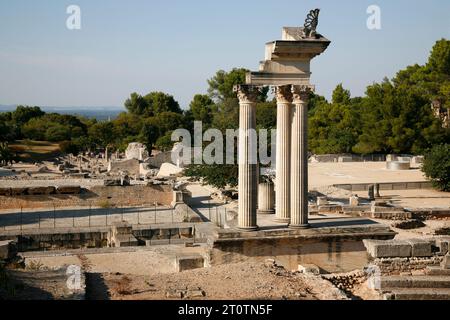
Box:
0, 0, 449, 109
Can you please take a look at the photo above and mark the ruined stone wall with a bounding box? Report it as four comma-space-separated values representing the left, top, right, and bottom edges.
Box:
108, 159, 140, 176
209, 238, 371, 273
0, 185, 173, 210
147, 151, 173, 169
372, 257, 443, 275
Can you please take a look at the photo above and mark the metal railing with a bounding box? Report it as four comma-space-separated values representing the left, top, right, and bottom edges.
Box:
0, 203, 180, 232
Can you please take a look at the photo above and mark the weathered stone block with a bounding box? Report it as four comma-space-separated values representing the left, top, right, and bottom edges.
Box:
406, 239, 433, 257
442, 254, 450, 270
0, 240, 15, 260
176, 256, 204, 272
184, 290, 205, 298
166, 290, 182, 299
113, 234, 139, 247
317, 196, 328, 206
318, 205, 342, 213
111, 221, 132, 235
298, 264, 320, 275
371, 205, 404, 213
435, 238, 450, 256
363, 240, 412, 258
179, 227, 192, 239
349, 195, 359, 207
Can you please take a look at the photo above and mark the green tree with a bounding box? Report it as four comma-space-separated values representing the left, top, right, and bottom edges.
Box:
45, 124, 71, 142
188, 94, 217, 128
422, 144, 450, 191
155, 132, 174, 151
112, 112, 144, 142
12, 106, 44, 126
125, 91, 182, 116
427, 39, 450, 75
332, 83, 351, 105
21, 118, 48, 141
88, 122, 115, 148
184, 164, 238, 189
59, 140, 80, 155
309, 84, 360, 154
139, 120, 159, 152
256, 100, 277, 129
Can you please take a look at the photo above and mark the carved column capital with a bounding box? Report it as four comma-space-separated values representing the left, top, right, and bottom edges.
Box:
234, 85, 260, 104
273, 85, 293, 104
291, 85, 314, 104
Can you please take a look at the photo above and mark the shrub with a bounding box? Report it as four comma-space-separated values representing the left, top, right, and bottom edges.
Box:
59, 141, 80, 155
422, 144, 450, 191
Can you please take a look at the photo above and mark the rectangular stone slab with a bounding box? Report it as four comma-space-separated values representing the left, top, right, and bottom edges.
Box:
176, 256, 205, 272
406, 239, 433, 257
363, 239, 412, 258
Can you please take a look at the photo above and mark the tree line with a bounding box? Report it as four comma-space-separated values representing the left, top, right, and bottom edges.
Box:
0, 39, 449, 169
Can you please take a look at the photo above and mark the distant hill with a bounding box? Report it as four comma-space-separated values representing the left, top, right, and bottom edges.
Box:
0, 105, 125, 120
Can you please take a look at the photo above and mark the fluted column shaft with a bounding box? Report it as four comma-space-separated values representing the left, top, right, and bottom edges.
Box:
258, 181, 275, 214
290, 86, 311, 228
235, 85, 259, 231
274, 85, 293, 223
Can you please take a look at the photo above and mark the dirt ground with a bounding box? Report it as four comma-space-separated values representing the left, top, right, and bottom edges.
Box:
89, 261, 348, 300
24, 245, 208, 276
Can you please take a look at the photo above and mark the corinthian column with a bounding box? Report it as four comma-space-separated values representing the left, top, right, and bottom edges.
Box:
290, 85, 312, 229
235, 85, 259, 231
274, 85, 293, 223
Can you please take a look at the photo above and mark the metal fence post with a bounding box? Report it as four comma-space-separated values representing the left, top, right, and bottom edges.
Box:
137, 208, 140, 225
171, 207, 174, 224
38, 212, 41, 229
154, 203, 157, 224
53, 203, 56, 228
20, 206, 23, 231
89, 204, 91, 228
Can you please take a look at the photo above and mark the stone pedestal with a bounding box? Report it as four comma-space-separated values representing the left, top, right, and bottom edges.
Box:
274, 85, 292, 223
290, 86, 311, 229
317, 196, 328, 206
349, 195, 360, 207
236, 85, 259, 231
258, 182, 275, 214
